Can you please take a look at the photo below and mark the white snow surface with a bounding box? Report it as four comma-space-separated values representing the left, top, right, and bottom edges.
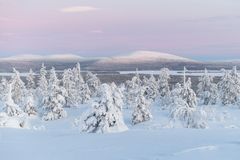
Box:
1, 104, 240, 160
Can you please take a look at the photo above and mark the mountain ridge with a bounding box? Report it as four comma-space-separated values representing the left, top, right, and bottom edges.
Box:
0, 51, 195, 63
97, 51, 196, 64
0, 54, 84, 62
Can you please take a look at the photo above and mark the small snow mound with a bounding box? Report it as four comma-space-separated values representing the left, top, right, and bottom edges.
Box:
32, 125, 46, 131
0, 112, 29, 129
225, 125, 239, 129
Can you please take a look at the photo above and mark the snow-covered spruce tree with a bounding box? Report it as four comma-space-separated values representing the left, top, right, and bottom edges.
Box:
142, 76, 149, 85
142, 74, 159, 101
82, 83, 127, 133
169, 72, 207, 128
0, 78, 9, 102
157, 68, 171, 108
132, 86, 152, 125
62, 68, 76, 107
231, 66, 240, 105
181, 78, 197, 108
85, 71, 101, 96
3, 83, 22, 117
23, 92, 37, 116
37, 63, 48, 107
10, 68, 26, 106
42, 67, 67, 121
218, 67, 240, 105
26, 69, 36, 90
170, 82, 193, 125
197, 68, 218, 105
134, 68, 142, 86
72, 63, 91, 105
170, 83, 183, 99
63, 64, 91, 106
79, 83, 91, 104
124, 71, 142, 108
111, 82, 124, 110
158, 68, 170, 97
72, 62, 84, 85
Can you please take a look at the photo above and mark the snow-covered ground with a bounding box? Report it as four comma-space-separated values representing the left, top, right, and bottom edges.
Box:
1, 104, 240, 160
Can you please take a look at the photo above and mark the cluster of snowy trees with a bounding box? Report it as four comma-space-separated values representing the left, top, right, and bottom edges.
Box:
1, 63, 240, 132
120, 66, 240, 130
0, 63, 100, 124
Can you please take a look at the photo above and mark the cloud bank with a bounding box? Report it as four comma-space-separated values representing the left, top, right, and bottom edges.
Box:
60, 6, 99, 13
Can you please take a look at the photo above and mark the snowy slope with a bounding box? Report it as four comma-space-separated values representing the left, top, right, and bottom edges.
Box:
1, 104, 240, 160
97, 51, 195, 64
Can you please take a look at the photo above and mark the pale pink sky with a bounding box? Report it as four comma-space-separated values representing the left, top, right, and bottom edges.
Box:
1, 0, 240, 60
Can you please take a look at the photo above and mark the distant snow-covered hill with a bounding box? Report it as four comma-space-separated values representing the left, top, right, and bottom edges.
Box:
88, 51, 199, 71
0, 51, 239, 72
97, 51, 195, 64
0, 54, 83, 62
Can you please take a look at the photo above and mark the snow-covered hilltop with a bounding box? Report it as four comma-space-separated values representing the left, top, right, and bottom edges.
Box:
0, 51, 200, 72
89, 50, 199, 71
97, 51, 195, 64
0, 54, 84, 62
0, 51, 194, 63
0, 51, 239, 72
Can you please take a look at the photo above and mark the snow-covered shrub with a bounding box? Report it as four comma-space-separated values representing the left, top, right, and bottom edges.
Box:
197, 68, 218, 105
132, 86, 152, 125
42, 67, 67, 121
82, 83, 127, 133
